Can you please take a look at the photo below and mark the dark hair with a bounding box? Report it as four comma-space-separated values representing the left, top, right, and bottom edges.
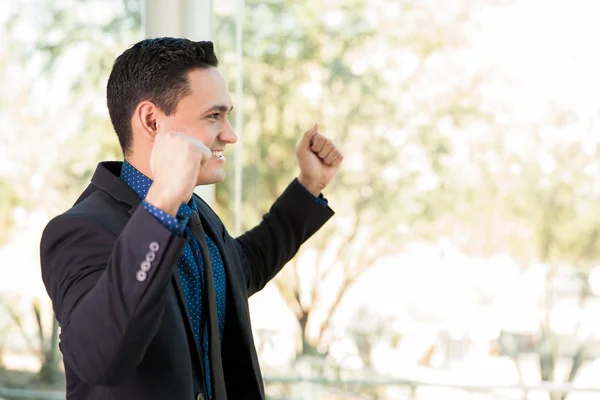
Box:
106, 37, 219, 154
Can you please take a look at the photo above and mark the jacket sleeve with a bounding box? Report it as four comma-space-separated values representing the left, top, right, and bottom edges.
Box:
40, 206, 187, 386
233, 178, 334, 296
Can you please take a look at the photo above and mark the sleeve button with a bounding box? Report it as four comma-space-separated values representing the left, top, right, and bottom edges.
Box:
136, 270, 147, 282
140, 261, 151, 272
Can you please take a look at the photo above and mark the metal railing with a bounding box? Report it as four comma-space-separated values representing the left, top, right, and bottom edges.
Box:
263, 377, 600, 400
2, 378, 600, 400
0, 387, 64, 400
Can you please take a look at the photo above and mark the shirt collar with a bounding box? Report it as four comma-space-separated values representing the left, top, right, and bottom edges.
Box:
119, 159, 196, 216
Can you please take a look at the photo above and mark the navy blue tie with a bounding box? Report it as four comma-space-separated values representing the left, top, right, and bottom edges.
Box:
189, 210, 227, 400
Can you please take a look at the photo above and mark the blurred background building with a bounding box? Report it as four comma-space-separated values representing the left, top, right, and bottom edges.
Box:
1, 0, 600, 399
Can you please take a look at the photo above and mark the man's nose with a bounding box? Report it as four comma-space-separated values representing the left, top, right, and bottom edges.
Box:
220, 120, 238, 144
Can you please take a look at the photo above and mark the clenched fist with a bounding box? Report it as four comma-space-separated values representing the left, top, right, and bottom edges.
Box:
145, 131, 212, 216
296, 123, 343, 196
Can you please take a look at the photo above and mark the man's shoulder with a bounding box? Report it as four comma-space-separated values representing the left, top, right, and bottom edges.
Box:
44, 185, 133, 239
70, 184, 130, 217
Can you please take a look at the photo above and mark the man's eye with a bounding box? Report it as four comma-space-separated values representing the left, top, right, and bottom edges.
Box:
209, 113, 219, 120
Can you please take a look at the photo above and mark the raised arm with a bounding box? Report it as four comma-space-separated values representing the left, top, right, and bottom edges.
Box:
40, 207, 187, 385
234, 179, 334, 296
40, 130, 213, 385
234, 124, 343, 296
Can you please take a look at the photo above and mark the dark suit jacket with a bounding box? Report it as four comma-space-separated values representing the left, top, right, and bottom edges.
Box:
40, 162, 333, 400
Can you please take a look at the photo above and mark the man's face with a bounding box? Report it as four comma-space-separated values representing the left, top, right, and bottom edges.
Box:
158, 67, 237, 185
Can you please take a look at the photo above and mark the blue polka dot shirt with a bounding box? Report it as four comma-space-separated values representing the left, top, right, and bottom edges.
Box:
120, 160, 226, 399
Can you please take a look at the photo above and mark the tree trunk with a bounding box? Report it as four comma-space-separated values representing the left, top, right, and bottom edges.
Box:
38, 318, 61, 385
299, 311, 315, 356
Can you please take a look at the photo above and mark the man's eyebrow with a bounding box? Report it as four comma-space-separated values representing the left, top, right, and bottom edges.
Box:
204, 104, 234, 114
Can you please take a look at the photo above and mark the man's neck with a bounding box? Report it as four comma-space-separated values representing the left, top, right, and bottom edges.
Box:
123, 156, 196, 207
124, 152, 153, 181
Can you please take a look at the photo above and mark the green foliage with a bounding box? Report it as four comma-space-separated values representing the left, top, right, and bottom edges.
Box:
0, 180, 22, 246
214, 0, 494, 356
5, 0, 141, 209
510, 140, 600, 265
3, 0, 600, 384
6, 299, 62, 386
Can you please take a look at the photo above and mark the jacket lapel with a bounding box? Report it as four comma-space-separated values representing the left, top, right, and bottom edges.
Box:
193, 195, 265, 394
89, 161, 141, 208
192, 195, 248, 305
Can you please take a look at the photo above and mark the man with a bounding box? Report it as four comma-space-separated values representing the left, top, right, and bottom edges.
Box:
40, 38, 343, 400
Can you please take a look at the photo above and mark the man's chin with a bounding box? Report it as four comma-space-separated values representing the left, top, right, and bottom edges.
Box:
196, 171, 226, 186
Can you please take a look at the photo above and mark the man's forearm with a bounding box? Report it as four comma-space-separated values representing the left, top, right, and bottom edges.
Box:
234, 179, 334, 296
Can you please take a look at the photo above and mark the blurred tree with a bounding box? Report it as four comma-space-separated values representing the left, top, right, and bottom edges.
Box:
6, 0, 486, 363
215, 0, 489, 358
458, 109, 600, 396
4, 0, 141, 212
0, 180, 21, 246
507, 127, 600, 399
0, 21, 24, 246
346, 306, 391, 369
2, 0, 141, 387
0, 298, 12, 373
5, 0, 598, 394
7, 299, 62, 386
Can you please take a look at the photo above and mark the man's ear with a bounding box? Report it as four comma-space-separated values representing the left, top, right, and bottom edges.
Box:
135, 101, 160, 140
